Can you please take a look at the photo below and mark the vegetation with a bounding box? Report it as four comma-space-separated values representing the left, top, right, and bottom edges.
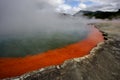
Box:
75, 9, 120, 19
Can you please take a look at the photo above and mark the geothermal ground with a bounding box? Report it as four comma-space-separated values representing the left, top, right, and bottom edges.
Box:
5, 20, 120, 80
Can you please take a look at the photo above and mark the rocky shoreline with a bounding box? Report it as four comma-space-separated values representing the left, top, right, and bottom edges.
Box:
4, 21, 120, 80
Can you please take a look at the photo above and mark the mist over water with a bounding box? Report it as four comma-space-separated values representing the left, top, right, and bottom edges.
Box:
0, 0, 90, 57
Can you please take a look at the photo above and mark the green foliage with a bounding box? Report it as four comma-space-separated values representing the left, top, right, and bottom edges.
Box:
82, 9, 120, 19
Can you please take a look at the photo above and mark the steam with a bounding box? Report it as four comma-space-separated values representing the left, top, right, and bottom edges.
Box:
0, 0, 89, 37
0, 0, 91, 57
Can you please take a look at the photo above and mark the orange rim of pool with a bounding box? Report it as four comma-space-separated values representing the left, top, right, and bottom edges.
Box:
0, 26, 104, 79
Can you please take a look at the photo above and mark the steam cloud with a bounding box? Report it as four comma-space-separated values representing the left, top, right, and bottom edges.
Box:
0, 0, 89, 37
0, 0, 98, 57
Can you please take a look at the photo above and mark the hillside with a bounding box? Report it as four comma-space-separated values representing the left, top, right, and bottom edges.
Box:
74, 9, 120, 19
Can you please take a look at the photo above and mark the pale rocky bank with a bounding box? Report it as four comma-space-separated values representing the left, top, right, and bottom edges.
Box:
4, 21, 120, 80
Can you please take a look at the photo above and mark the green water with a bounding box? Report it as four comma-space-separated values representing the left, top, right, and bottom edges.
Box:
0, 29, 89, 57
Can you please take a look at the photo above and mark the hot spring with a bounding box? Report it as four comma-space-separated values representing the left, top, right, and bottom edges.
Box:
0, 0, 104, 79
0, 23, 89, 57
0, 0, 90, 57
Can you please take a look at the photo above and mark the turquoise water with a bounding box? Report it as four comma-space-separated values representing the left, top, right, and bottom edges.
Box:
0, 28, 89, 57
